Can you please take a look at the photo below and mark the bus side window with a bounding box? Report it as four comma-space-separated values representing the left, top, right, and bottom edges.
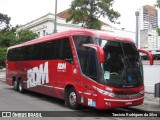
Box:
32, 43, 42, 60
41, 38, 73, 63
77, 51, 87, 74
77, 50, 98, 81
87, 52, 98, 81
61, 38, 74, 64
73, 35, 98, 81
7, 49, 15, 61
22, 45, 33, 61
42, 41, 57, 60
16, 48, 23, 61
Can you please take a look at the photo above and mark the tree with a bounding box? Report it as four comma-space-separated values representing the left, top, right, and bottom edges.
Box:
156, 27, 160, 36
155, 0, 160, 8
0, 27, 38, 47
0, 13, 11, 29
0, 28, 38, 67
0, 28, 16, 47
66, 0, 120, 30
0, 13, 38, 67
16, 29, 38, 44
0, 47, 7, 67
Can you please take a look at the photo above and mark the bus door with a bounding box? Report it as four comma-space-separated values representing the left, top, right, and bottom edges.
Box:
78, 50, 98, 107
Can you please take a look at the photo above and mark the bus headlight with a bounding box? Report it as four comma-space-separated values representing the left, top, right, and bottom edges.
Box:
93, 86, 115, 97
140, 89, 144, 94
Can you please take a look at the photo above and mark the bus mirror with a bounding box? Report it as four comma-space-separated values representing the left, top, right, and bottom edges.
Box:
83, 44, 105, 63
138, 49, 153, 65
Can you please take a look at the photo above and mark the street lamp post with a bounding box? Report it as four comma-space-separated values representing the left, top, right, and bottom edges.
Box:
54, 0, 57, 33
135, 11, 139, 48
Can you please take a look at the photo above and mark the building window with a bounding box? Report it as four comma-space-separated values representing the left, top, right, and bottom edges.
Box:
37, 32, 40, 37
43, 30, 46, 36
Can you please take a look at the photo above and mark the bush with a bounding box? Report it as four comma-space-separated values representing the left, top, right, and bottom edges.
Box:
0, 47, 7, 67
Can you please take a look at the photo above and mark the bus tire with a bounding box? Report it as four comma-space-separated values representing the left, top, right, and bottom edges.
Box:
67, 87, 79, 109
13, 79, 18, 91
18, 80, 24, 93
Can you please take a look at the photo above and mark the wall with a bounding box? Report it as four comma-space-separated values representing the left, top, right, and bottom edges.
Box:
143, 64, 160, 93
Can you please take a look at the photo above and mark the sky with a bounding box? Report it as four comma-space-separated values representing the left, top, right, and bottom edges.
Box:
0, 0, 157, 32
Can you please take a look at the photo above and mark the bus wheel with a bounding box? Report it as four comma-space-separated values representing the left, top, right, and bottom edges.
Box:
67, 88, 79, 109
13, 79, 18, 91
18, 80, 24, 93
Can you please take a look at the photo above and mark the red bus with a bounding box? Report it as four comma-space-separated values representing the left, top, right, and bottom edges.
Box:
6, 29, 153, 109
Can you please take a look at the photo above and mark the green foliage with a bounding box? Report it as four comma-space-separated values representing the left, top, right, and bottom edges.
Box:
155, 0, 160, 8
0, 28, 38, 47
16, 29, 38, 44
0, 28, 16, 47
0, 13, 11, 29
0, 47, 7, 67
157, 27, 160, 36
0, 27, 38, 67
0, 13, 38, 67
66, 0, 120, 30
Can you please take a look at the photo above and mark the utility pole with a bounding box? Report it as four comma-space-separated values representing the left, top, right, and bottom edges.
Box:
135, 11, 139, 48
54, 0, 57, 33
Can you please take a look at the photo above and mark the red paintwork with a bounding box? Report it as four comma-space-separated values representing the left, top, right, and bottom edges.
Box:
83, 44, 105, 63
6, 29, 145, 109
138, 49, 154, 65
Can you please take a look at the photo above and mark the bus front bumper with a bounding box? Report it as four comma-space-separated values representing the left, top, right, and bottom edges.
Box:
98, 96, 144, 109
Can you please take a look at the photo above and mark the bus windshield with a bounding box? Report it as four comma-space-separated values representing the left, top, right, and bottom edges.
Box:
96, 39, 143, 88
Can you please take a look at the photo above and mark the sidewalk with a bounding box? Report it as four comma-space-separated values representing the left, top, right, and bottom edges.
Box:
0, 68, 6, 71
0, 69, 5, 82
134, 93, 160, 111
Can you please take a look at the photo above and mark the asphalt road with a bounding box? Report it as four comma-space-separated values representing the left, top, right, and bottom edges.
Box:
0, 70, 159, 119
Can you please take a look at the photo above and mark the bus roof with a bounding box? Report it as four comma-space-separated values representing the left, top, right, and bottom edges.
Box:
9, 29, 133, 50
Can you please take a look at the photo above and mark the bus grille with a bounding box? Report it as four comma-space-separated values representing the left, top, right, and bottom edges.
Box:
115, 93, 141, 99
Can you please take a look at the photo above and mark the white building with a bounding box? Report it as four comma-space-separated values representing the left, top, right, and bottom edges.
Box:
17, 10, 137, 41
17, 13, 83, 38
138, 5, 158, 30
138, 5, 159, 49
140, 29, 159, 48
17, 11, 114, 38
158, 36, 160, 48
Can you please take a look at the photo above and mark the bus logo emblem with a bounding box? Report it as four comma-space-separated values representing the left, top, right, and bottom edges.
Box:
57, 63, 66, 72
27, 62, 49, 88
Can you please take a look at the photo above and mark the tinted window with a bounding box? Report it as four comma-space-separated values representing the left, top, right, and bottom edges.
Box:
7, 37, 73, 63
41, 38, 73, 63
7, 47, 23, 61
16, 47, 23, 61
32, 43, 42, 60
73, 35, 97, 81
73, 36, 93, 52
78, 50, 98, 81
101, 39, 143, 88
77, 51, 87, 74
42, 41, 58, 60
61, 38, 73, 63
7, 49, 16, 61
22, 45, 33, 60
